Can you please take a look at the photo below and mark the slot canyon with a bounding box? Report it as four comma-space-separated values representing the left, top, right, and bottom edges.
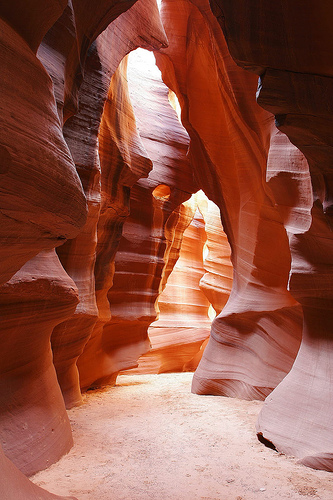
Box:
0, 1, 333, 499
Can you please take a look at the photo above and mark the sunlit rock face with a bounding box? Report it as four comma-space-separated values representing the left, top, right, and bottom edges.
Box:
128, 190, 232, 374
1, 0, 332, 490
38, 0, 168, 409
0, 0, 166, 496
156, 0, 302, 400
77, 46, 196, 389
198, 192, 233, 316
211, 0, 333, 471
143, 203, 211, 374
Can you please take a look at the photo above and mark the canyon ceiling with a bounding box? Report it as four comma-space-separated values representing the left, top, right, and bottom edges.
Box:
0, 0, 332, 498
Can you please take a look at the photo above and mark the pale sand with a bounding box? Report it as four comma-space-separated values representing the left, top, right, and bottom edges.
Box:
31, 373, 333, 499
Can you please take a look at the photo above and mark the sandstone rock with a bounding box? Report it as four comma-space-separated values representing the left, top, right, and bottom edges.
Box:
210, 0, 333, 470
71, 0, 138, 63
0, 6, 85, 496
0, 18, 87, 286
0, 445, 77, 500
1, 0, 331, 490
78, 45, 195, 388
197, 192, 233, 316
209, 0, 333, 77
156, 0, 302, 400
0, 1, 166, 496
0, 250, 78, 476
0, 0, 67, 53
130, 190, 232, 374
132, 198, 209, 373
38, 0, 168, 124
38, 0, 168, 408
75, 53, 154, 389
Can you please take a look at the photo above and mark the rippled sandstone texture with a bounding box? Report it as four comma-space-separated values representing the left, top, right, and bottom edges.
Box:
132, 197, 209, 374
129, 190, 232, 374
0, 0, 155, 498
1, 3, 332, 498
77, 47, 196, 388
210, 0, 333, 471
156, 0, 303, 400
38, 0, 168, 409
0, 250, 79, 475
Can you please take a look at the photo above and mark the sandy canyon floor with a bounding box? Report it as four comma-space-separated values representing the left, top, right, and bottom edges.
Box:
31, 373, 333, 500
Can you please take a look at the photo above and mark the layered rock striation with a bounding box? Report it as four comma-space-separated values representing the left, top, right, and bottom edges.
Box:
0, 0, 171, 497
77, 46, 196, 388
210, 0, 333, 470
156, 0, 303, 400
38, 0, 168, 408
1, 1, 332, 493
128, 190, 232, 374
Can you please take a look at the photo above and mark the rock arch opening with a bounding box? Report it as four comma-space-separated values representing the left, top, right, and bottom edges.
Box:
152, 184, 171, 201
125, 189, 232, 375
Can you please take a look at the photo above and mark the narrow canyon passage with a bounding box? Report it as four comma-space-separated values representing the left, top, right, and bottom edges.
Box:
31, 373, 333, 500
1, 2, 333, 498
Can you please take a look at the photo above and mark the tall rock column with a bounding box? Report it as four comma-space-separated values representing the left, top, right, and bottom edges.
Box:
0, 2, 83, 497
0, 1, 148, 498
257, 73, 333, 470
210, 0, 333, 470
156, 0, 302, 400
0, 251, 78, 476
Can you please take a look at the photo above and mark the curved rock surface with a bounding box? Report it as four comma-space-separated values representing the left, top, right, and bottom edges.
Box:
156, 0, 302, 400
133, 197, 209, 373
78, 45, 195, 388
0, 250, 78, 475
0, 445, 76, 500
129, 190, 232, 374
1, 0, 332, 490
0, 0, 163, 497
0, 17, 87, 286
38, 0, 168, 408
197, 192, 233, 316
0, 2, 85, 495
211, 0, 333, 470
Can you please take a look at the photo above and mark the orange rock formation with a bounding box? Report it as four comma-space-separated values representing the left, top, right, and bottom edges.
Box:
129, 190, 232, 374
0, 0, 167, 497
209, 0, 333, 470
156, 0, 303, 399
76, 45, 196, 389
0, 3, 332, 497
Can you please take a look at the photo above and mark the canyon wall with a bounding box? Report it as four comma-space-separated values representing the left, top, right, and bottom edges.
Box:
208, 0, 333, 471
0, 1, 332, 495
130, 190, 232, 374
76, 45, 196, 389
155, 0, 303, 400
0, 1, 171, 497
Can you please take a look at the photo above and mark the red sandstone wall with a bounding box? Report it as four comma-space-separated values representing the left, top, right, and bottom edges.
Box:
77, 46, 196, 388
209, 0, 333, 471
155, 0, 303, 400
0, 1, 332, 492
0, 1, 168, 497
128, 190, 232, 374
42, 0, 168, 408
